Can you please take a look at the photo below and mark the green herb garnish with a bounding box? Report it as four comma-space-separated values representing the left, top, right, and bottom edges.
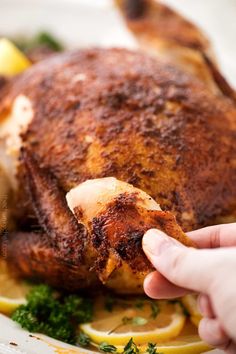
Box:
11, 285, 93, 344
77, 332, 91, 347
12, 31, 63, 53
147, 343, 158, 354
109, 316, 148, 334
64, 294, 93, 323
130, 316, 147, 326
168, 299, 190, 317
34, 32, 63, 51
99, 342, 117, 353
123, 338, 139, 354
150, 301, 159, 319
147, 343, 156, 354
135, 299, 144, 309
122, 316, 147, 326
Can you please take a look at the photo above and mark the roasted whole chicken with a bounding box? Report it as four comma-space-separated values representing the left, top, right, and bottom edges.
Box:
0, 0, 235, 294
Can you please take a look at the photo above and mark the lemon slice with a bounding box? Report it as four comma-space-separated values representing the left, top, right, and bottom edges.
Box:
107, 321, 212, 354
138, 335, 212, 354
181, 295, 202, 327
80, 299, 185, 346
143, 336, 212, 354
0, 258, 31, 315
0, 38, 31, 76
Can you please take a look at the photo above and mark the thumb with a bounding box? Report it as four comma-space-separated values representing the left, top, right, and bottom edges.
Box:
142, 229, 221, 294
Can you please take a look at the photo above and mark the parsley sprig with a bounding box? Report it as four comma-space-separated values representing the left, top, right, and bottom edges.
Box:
12, 285, 93, 344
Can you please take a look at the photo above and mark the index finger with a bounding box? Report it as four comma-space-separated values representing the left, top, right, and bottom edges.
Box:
187, 223, 236, 249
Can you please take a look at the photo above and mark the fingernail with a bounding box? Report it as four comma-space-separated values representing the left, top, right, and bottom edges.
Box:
142, 229, 174, 257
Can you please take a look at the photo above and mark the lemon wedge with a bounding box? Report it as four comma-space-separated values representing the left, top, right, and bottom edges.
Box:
80, 299, 185, 346
181, 295, 202, 327
0, 258, 31, 315
0, 38, 31, 76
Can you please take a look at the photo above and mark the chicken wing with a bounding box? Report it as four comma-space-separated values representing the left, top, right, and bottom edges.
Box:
115, 0, 236, 100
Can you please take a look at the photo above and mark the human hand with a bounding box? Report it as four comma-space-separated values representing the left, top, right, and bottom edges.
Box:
142, 223, 236, 353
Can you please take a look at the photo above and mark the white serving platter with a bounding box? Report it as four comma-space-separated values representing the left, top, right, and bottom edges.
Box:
0, 0, 234, 353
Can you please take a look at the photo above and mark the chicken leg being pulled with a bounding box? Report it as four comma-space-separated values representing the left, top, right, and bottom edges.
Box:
3, 149, 193, 293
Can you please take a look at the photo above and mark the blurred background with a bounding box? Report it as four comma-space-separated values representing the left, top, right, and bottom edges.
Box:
0, 0, 236, 86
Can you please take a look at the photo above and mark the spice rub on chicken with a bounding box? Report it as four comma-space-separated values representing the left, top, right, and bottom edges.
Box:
0, 47, 235, 293
3, 153, 194, 293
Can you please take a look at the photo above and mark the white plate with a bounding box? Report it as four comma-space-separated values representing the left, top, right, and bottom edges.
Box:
0, 314, 224, 354
0, 0, 233, 352
0, 314, 89, 354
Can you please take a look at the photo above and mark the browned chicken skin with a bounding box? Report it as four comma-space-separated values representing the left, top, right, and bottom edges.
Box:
0, 1, 236, 293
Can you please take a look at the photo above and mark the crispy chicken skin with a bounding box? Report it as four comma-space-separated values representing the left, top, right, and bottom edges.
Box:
0, 48, 236, 292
